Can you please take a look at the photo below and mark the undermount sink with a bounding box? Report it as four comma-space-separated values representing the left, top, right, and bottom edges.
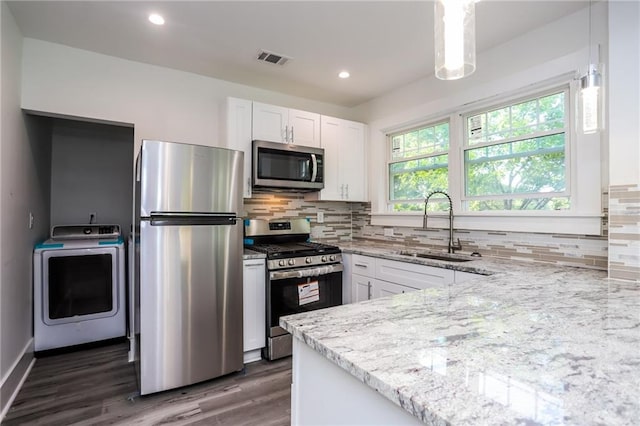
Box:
397, 250, 474, 263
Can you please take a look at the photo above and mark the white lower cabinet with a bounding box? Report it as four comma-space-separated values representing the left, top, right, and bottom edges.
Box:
374, 279, 419, 298
345, 254, 479, 302
454, 270, 481, 283
352, 273, 373, 302
376, 258, 454, 289
243, 258, 266, 363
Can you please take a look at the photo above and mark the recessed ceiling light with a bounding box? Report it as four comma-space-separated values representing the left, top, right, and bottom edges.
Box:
338, 71, 350, 79
148, 13, 165, 25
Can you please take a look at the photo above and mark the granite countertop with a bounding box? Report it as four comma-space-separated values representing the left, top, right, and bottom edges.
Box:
280, 243, 640, 425
243, 248, 266, 260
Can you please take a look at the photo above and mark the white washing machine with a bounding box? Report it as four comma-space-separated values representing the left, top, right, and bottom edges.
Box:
33, 225, 126, 352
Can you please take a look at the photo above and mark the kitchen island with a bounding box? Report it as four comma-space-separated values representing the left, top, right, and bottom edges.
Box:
280, 247, 640, 425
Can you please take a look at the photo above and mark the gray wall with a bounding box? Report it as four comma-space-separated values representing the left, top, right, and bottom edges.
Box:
50, 119, 134, 237
0, 2, 52, 416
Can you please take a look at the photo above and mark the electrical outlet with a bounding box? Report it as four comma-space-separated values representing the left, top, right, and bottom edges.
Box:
317, 212, 324, 223
29, 212, 34, 229
383, 227, 394, 237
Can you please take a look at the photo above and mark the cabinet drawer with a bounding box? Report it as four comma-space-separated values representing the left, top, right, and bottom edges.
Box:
376, 258, 454, 289
351, 254, 375, 278
374, 279, 420, 299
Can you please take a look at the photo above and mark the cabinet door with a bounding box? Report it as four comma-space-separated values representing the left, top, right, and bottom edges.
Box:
341, 121, 366, 201
309, 115, 367, 202
351, 273, 372, 302
252, 102, 289, 143
318, 116, 342, 200
373, 279, 419, 299
243, 259, 266, 357
376, 258, 454, 289
226, 97, 253, 198
289, 109, 321, 147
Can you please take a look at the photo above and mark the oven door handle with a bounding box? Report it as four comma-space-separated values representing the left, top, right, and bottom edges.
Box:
269, 264, 344, 281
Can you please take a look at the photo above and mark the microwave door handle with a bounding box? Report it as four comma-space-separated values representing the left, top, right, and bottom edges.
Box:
310, 154, 318, 182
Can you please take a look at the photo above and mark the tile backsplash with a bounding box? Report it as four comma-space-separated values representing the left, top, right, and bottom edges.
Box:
243, 194, 609, 271
243, 194, 366, 241
608, 184, 640, 281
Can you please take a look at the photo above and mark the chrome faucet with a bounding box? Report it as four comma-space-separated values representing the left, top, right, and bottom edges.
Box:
423, 191, 462, 254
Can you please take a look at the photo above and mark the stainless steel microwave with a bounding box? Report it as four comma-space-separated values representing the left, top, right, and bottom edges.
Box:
252, 140, 324, 192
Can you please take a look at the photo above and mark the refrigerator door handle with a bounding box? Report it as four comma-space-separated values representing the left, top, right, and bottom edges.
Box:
148, 213, 241, 226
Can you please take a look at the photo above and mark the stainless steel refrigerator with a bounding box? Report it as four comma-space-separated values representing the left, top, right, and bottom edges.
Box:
132, 139, 244, 395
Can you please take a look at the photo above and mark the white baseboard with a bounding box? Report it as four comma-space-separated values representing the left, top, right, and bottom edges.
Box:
0, 338, 35, 422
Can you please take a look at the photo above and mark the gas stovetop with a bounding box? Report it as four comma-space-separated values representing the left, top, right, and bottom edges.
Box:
247, 241, 340, 259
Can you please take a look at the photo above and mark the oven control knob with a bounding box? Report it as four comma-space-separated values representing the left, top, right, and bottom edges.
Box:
329, 255, 336, 261
305, 257, 312, 264
321, 256, 327, 262
278, 260, 286, 267
288, 259, 295, 266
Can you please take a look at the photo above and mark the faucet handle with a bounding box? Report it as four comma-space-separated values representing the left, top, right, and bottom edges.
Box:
452, 238, 462, 252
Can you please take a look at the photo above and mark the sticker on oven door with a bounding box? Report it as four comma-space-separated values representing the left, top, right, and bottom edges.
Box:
298, 281, 320, 305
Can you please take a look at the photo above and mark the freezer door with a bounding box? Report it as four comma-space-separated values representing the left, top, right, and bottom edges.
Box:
138, 140, 243, 217
138, 220, 243, 395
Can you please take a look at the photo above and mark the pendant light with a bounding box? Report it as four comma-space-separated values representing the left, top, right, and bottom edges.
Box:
434, 0, 476, 80
578, 0, 604, 134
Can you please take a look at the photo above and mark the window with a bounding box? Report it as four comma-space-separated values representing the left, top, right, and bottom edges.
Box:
377, 73, 601, 235
388, 122, 450, 212
463, 90, 569, 211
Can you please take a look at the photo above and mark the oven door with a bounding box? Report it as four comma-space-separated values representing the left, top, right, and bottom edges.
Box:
267, 264, 343, 337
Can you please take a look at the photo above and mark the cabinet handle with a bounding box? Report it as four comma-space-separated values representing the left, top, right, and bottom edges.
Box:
367, 281, 372, 300
354, 263, 368, 268
291, 126, 294, 143
283, 126, 288, 142
340, 184, 344, 198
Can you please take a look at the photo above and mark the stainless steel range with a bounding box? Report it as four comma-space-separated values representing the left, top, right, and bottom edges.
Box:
244, 218, 343, 360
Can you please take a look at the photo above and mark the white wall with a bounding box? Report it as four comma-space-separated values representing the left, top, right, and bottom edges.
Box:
20, 39, 359, 156
50, 119, 134, 236
0, 2, 51, 418
608, 1, 640, 186
354, 3, 607, 235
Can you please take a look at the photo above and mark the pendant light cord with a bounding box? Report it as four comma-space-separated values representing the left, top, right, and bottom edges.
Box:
588, 0, 592, 66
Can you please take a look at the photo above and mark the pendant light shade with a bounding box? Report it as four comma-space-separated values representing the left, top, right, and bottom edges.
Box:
579, 63, 604, 134
434, 0, 476, 80
578, 1, 604, 135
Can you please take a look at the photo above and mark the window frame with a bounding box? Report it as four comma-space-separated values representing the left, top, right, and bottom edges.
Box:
386, 118, 451, 211
374, 70, 602, 236
460, 86, 573, 212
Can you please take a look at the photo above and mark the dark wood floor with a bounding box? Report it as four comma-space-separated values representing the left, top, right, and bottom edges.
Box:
4, 343, 292, 425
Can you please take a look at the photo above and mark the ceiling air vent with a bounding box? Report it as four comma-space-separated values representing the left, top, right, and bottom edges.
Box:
256, 50, 291, 66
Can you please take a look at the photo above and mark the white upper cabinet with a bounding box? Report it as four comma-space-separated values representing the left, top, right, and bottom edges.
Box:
225, 97, 253, 198
252, 102, 320, 147
309, 115, 367, 202
289, 109, 321, 147
225, 97, 364, 200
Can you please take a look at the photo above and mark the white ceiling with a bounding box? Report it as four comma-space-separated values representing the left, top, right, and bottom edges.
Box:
7, 1, 589, 107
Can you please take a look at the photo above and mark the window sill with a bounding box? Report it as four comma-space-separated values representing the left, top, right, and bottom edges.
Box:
370, 212, 604, 236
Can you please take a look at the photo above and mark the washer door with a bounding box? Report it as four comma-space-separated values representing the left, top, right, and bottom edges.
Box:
42, 247, 119, 325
